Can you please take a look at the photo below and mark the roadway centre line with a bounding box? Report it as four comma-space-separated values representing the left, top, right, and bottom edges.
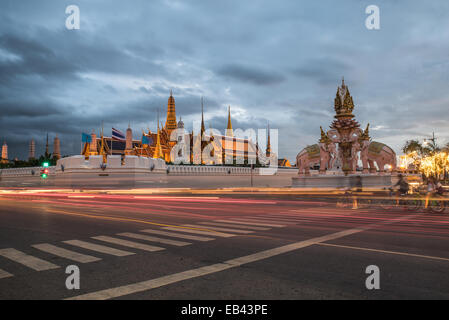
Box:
140, 229, 214, 242
44, 207, 259, 236
316, 243, 449, 262
43, 208, 209, 229
0, 269, 13, 279
0, 248, 60, 271
43, 208, 237, 235
32, 243, 101, 263
63, 240, 135, 257
91, 236, 165, 252
67, 213, 418, 300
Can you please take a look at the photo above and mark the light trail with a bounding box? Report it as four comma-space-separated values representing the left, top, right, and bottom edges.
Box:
42, 208, 237, 235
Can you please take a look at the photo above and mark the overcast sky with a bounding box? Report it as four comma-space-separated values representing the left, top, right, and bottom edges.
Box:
1, 0, 448, 162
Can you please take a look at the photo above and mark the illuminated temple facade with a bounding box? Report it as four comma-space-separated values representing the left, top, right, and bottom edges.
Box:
82, 92, 263, 164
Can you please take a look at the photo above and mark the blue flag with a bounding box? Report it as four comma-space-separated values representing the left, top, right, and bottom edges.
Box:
82, 133, 91, 143
142, 135, 152, 145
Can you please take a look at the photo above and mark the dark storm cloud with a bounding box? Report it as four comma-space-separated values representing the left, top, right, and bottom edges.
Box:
215, 64, 285, 86
292, 58, 352, 86
0, 100, 63, 118
0, 34, 78, 82
1, 0, 449, 161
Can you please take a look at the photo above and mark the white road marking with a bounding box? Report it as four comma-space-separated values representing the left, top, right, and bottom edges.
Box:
118, 233, 191, 247
32, 243, 101, 263
181, 224, 254, 234
316, 243, 449, 262
92, 236, 165, 252
140, 229, 214, 242
63, 240, 134, 257
0, 248, 59, 271
254, 214, 311, 221
162, 227, 235, 238
235, 216, 297, 224
67, 214, 417, 300
263, 215, 314, 222
199, 221, 269, 231
216, 219, 285, 228
0, 269, 13, 279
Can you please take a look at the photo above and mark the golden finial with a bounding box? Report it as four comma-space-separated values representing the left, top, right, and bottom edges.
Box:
226, 105, 233, 137
359, 123, 370, 141
319, 126, 331, 143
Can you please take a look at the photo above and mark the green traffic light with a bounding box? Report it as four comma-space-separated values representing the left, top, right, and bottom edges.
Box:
43, 162, 49, 167
41, 174, 47, 179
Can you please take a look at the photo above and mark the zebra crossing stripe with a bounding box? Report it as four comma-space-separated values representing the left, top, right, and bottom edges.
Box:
92, 236, 165, 252
264, 213, 314, 220
182, 224, 254, 234
162, 227, 235, 238
262, 215, 315, 222
237, 216, 298, 224
32, 243, 101, 263
118, 233, 191, 247
215, 219, 286, 228
63, 240, 135, 257
0, 248, 59, 271
140, 229, 214, 242
199, 221, 270, 231
0, 269, 13, 279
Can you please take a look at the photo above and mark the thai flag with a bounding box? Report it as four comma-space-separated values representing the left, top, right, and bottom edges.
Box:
112, 127, 126, 141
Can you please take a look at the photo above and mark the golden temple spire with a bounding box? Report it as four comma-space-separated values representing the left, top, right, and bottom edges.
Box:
153, 128, 164, 159
165, 89, 177, 134
153, 110, 164, 159
201, 96, 205, 136
226, 105, 233, 137
266, 121, 271, 157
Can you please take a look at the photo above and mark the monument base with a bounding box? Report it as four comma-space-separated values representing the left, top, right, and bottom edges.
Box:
292, 174, 394, 188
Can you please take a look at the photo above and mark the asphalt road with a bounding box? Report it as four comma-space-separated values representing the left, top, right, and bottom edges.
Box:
0, 190, 448, 300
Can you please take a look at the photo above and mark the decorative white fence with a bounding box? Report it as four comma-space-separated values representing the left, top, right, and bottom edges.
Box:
0, 166, 56, 177
167, 165, 256, 175
167, 165, 297, 176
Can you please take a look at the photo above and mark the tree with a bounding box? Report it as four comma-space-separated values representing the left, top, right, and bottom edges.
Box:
402, 140, 423, 156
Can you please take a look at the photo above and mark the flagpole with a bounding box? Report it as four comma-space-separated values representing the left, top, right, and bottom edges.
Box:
111, 127, 113, 156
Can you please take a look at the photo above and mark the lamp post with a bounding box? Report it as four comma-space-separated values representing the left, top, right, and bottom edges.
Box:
250, 163, 254, 187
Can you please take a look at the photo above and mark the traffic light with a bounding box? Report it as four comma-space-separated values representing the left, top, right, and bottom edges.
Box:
40, 164, 49, 179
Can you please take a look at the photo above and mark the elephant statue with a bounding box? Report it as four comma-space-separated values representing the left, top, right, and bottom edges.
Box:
360, 140, 396, 174
350, 140, 361, 173
319, 142, 336, 173
296, 142, 332, 175
327, 142, 338, 169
